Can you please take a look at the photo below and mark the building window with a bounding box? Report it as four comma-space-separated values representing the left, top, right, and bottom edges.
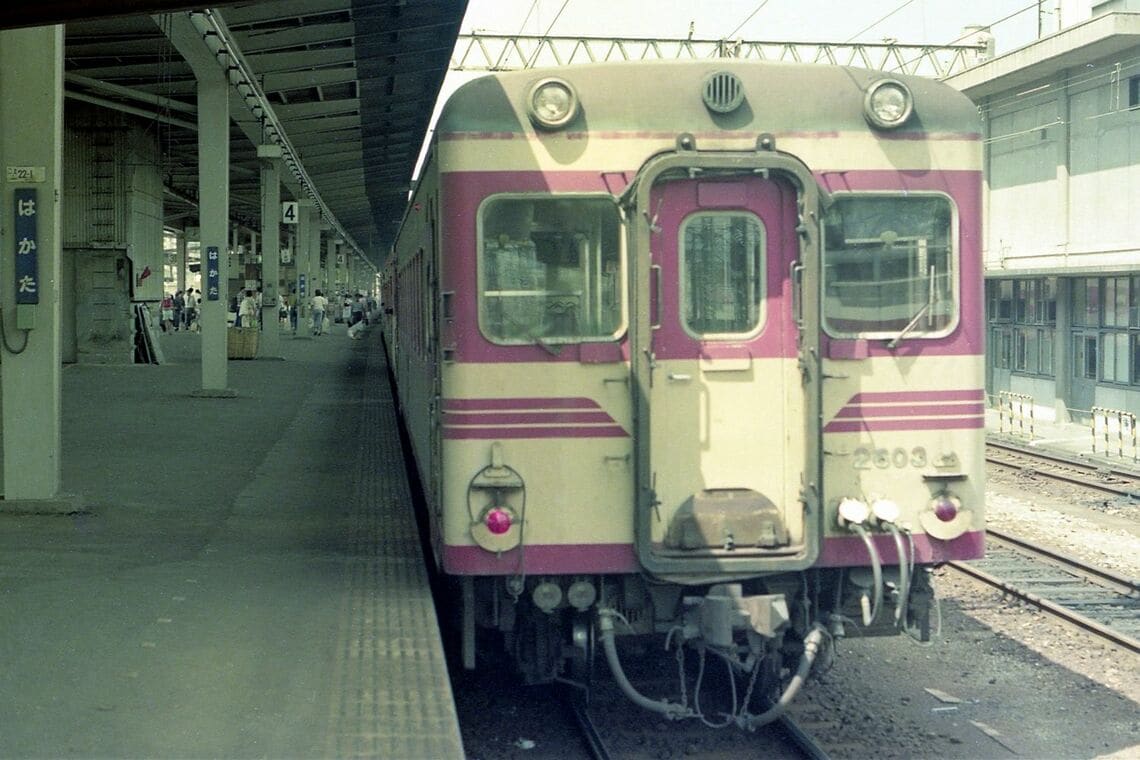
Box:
988, 277, 1055, 377
1130, 75, 1140, 109
990, 279, 1013, 322
994, 328, 1012, 369
1072, 277, 1100, 327
1104, 331, 1130, 383
1075, 334, 1098, 380
1105, 276, 1130, 327
1040, 329, 1054, 375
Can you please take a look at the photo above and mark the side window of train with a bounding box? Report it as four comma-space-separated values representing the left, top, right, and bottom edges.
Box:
680, 212, 766, 338
822, 193, 957, 339
478, 195, 625, 345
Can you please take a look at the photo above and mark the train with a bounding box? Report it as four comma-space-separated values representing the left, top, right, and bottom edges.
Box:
381, 58, 985, 727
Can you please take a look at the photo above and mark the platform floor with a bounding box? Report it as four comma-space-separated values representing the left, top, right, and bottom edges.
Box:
0, 322, 463, 759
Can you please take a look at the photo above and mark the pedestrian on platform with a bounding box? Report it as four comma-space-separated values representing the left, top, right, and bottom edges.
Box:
172, 290, 184, 331
161, 293, 175, 332
310, 289, 329, 336
239, 289, 258, 329
185, 289, 199, 332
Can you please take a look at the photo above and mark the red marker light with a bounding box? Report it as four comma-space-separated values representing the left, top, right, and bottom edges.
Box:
485, 507, 512, 535
932, 496, 958, 522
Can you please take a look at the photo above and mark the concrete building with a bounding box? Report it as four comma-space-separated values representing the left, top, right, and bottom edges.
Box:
948, 1, 1140, 424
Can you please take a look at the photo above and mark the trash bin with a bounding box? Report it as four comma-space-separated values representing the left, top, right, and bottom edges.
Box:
227, 326, 259, 359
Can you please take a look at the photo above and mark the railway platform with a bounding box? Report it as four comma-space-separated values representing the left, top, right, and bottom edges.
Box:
0, 323, 463, 759
985, 403, 1140, 474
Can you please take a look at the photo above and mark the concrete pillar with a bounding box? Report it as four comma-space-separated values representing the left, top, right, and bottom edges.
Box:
196, 64, 231, 394
0, 25, 65, 506
295, 201, 314, 338
259, 145, 282, 358
177, 233, 187, 293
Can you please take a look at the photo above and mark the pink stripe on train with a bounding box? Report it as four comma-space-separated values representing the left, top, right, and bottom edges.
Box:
441, 530, 984, 574
824, 389, 985, 433
442, 396, 630, 439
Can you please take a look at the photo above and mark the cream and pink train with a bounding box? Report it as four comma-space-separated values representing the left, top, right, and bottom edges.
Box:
382, 59, 984, 725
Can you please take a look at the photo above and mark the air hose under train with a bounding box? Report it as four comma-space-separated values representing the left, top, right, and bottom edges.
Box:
597, 610, 829, 727
598, 609, 693, 720
736, 624, 828, 730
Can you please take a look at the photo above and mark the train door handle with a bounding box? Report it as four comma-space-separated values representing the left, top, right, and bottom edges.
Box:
790, 260, 804, 328
667, 373, 691, 382
650, 264, 663, 331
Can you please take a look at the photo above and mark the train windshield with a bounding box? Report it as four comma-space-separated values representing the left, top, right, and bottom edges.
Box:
478, 195, 624, 345
822, 194, 956, 339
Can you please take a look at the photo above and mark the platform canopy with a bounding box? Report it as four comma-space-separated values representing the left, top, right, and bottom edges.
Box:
1, 0, 468, 268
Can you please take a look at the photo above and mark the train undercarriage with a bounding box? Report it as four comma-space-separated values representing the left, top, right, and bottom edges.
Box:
459, 567, 936, 727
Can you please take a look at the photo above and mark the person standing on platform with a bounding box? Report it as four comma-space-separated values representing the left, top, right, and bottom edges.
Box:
310, 289, 329, 336
238, 289, 258, 328
171, 290, 184, 331
185, 289, 199, 332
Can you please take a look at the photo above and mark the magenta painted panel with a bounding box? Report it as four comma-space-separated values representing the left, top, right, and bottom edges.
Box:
439, 170, 630, 365
445, 410, 614, 425
833, 402, 984, 419
824, 417, 984, 433
439, 530, 984, 575
817, 169, 984, 359
850, 389, 984, 403
443, 543, 639, 574
816, 530, 985, 565
442, 425, 629, 439
437, 168, 983, 363
649, 174, 798, 361
443, 396, 600, 410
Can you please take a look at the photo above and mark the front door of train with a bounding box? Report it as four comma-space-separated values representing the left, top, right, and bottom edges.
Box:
627, 151, 823, 577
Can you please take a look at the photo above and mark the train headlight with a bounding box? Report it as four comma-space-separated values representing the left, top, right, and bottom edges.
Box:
919, 493, 972, 541
863, 78, 913, 130
871, 498, 900, 524
527, 77, 579, 130
837, 497, 870, 527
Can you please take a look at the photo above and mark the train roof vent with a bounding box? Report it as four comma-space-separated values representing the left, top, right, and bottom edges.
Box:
702, 71, 745, 114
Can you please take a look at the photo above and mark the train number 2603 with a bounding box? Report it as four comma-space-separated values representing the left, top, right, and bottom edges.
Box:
852, 446, 927, 470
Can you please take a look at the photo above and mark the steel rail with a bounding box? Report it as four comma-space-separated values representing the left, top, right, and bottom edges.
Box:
987, 527, 1140, 596
776, 714, 833, 760
985, 441, 1140, 497
947, 558, 1140, 656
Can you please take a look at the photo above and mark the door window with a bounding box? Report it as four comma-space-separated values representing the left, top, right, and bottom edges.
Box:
680, 212, 766, 337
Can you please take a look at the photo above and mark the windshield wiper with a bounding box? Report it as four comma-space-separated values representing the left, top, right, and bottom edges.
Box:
887, 265, 936, 350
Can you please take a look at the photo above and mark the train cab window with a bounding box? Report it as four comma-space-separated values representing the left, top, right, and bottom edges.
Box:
822, 194, 956, 339
478, 196, 624, 345
680, 212, 765, 337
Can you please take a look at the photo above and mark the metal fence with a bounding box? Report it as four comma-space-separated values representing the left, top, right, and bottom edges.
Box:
1090, 406, 1138, 462
996, 391, 1035, 439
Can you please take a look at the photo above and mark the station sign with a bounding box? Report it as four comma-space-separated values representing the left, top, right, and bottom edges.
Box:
14, 188, 39, 304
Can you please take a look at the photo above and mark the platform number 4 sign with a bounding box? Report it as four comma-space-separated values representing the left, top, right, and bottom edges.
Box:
282, 201, 298, 225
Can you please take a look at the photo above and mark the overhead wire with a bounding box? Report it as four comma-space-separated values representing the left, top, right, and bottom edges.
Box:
843, 0, 919, 44
526, 0, 572, 67
723, 0, 773, 41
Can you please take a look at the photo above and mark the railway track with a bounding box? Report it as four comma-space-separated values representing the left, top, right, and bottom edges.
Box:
949, 527, 1140, 654
985, 440, 1140, 496
563, 678, 833, 759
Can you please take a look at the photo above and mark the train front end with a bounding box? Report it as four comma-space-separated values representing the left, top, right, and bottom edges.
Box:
426, 59, 984, 714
